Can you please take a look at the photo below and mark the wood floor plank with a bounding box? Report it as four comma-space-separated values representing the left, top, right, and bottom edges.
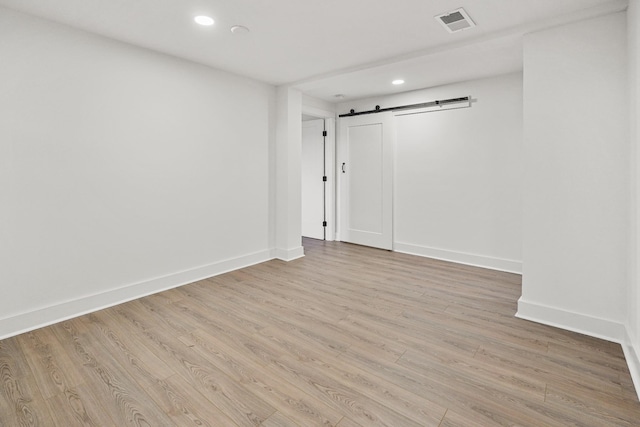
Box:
339, 312, 479, 361
45, 385, 115, 427
260, 411, 299, 427
264, 355, 425, 427
174, 284, 269, 335
299, 349, 447, 425
15, 329, 86, 400
169, 297, 285, 367
113, 302, 277, 427
336, 417, 364, 427
545, 381, 640, 426
179, 328, 342, 426
340, 343, 572, 427
213, 277, 352, 325
219, 294, 350, 358
83, 311, 176, 381
218, 283, 406, 360
51, 318, 175, 426
336, 347, 524, 426
547, 340, 629, 374
0, 338, 53, 426
0, 238, 638, 425
80, 311, 236, 427
475, 342, 625, 395
163, 374, 239, 426
67, 381, 121, 426
397, 348, 547, 404
214, 284, 400, 359
438, 409, 490, 427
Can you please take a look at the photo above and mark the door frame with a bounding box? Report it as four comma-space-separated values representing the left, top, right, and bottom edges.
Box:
301, 105, 336, 241
301, 118, 326, 240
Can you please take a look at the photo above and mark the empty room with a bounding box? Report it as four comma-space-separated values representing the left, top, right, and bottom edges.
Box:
2, 0, 640, 425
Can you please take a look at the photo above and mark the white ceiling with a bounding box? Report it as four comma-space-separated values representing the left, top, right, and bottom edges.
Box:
0, 0, 627, 102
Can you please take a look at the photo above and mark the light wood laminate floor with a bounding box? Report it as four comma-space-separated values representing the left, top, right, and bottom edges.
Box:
1, 238, 639, 426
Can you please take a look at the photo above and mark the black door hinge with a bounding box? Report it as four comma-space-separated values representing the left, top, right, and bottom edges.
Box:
322, 221, 327, 227
322, 130, 327, 137
322, 176, 327, 182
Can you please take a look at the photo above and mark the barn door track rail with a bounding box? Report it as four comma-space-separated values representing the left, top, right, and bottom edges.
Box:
338, 96, 470, 117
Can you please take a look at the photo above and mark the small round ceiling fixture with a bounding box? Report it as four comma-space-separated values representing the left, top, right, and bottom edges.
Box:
194, 15, 214, 26
392, 79, 405, 85
230, 25, 250, 34
334, 94, 345, 99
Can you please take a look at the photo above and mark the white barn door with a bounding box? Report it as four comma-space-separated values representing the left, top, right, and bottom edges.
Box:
339, 113, 393, 250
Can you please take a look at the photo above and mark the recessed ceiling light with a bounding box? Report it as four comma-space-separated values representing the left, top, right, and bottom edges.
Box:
230, 25, 250, 34
392, 79, 405, 85
194, 15, 214, 26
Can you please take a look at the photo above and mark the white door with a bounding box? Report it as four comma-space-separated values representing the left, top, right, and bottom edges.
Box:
301, 119, 325, 240
339, 113, 393, 250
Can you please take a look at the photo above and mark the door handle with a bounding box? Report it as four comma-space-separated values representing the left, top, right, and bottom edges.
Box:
342, 163, 346, 173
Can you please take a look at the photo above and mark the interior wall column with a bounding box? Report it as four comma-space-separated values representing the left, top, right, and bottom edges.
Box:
274, 86, 304, 260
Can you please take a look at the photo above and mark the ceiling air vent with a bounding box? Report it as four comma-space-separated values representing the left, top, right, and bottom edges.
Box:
435, 8, 476, 33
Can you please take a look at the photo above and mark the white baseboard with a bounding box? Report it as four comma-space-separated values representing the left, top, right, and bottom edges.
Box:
516, 298, 627, 344
622, 329, 640, 401
517, 299, 640, 400
275, 246, 305, 261
394, 241, 522, 274
0, 249, 274, 340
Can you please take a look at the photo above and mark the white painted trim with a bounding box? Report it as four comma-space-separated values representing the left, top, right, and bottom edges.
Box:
394, 241, 522, 274
301, 105, 336, 120
275, 246, 305, 261
516, 298, 627, 344
0, 249, 274, 340
324, 117, 336, 241
621, 328, 640, 401
517, 300, 640, 400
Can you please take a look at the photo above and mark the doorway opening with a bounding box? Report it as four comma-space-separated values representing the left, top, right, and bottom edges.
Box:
300, 108, 335, 245
301, 116, 326, 240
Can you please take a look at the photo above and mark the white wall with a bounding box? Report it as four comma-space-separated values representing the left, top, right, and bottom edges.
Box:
518, 12, 629, 342
0, 7, 276, 337
337, 73, 523, 273
627, 0, 640, 395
